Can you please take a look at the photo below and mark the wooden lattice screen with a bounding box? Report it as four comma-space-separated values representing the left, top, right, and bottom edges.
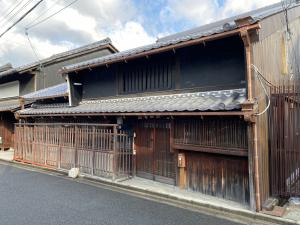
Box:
14, 123, 133, 180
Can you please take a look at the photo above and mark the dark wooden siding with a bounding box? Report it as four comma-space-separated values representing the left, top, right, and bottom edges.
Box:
81, 67, 117, 99
35, 49, 113, 90
179, 36, 245, 90
186, 152, 249, 204
20, 76, 35, 96
0, 113, 16, 149
77, 36, 246, 99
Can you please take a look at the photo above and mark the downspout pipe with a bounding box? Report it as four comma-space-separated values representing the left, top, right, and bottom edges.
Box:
241, 27, 261, 211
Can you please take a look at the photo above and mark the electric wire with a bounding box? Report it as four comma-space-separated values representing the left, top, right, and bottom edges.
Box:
0, 0, 24, 24
26, 0, 79, 30
0, 0, 35, 27
251, 64, 271, 116
25, 0, 60, 28
0, 0, 44, 38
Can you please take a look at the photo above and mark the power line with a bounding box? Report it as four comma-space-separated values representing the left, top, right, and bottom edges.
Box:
25, 0, 60, 28
0, 0, 35, 27
0, 0, 44, 38
0, 0, 25, 25
25, 31, 41, 61
26, 0, 79, 30
0, 0, 34, 25
25, 31, 46, 88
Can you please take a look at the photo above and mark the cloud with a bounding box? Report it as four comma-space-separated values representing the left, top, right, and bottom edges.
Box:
222, 0, 281, 17
160, 0, 281, 28
0, 0, 283, 67
161, 0, 219, 26
108, 21, 156, 50
75, 0, 137, 27
0, 0, 144, 67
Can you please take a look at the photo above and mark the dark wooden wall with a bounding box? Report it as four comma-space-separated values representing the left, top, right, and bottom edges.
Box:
80, 67, 117, 99
179, 36, 245, 90
0, 112, 16, 149
20, 76, 35, 96
73, 35, 246, 100
35, 48, 114, 90
185, 152, 249, 204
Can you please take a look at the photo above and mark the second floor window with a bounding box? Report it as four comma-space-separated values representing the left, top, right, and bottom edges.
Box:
121, 60, 173, 94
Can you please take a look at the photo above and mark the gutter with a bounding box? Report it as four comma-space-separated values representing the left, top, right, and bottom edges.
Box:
16, 111, 248, 118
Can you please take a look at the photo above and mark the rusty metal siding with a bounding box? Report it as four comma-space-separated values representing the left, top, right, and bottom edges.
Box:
258, 6, 300, 41
251, 8, 300, 205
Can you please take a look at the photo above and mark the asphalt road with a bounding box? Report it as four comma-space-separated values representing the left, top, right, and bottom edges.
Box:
0, 163, 243, 225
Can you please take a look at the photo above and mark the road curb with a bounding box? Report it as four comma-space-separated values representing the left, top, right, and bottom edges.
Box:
81, 175, 298, 225
1, 159, 298, 225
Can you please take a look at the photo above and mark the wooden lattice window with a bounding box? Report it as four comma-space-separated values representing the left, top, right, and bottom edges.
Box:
121, 60, 173, 94
173, 117, 248, 156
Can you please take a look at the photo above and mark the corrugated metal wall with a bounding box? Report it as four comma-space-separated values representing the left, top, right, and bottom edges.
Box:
251, 6, 300, 206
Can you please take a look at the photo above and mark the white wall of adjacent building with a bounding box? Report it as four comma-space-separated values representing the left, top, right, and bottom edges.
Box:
0, 81, 19, 99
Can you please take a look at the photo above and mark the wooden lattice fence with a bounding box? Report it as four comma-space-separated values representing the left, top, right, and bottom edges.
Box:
14, 123, 133, 180
269, 83, 300, 197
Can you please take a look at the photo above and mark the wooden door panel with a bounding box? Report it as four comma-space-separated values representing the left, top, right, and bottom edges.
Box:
135, 120, 175, 184
135, 127, 154, 178
154, 127, 175, 184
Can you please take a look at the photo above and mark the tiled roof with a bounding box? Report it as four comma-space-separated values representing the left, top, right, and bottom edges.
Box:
157, 2, 298, 42
0, 68, 17, 79
18, 88, 246, 116
0, 38, 114, 78
62, 2, 300, 73
22, 83, 68, 100
0, 99, 20, 112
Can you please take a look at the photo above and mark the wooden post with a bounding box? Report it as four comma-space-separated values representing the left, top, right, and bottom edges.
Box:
74, 125, 78, 168
112, 125, 117, 181
19, 98, 25, 110
57, 126, 62, 169
91, 126, 95, 176
132, 131, 137, 177
178, 152, 186, 189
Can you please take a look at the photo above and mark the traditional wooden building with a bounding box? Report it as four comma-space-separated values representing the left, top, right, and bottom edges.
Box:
15, 2, 300, 212
0, 38, 117, 150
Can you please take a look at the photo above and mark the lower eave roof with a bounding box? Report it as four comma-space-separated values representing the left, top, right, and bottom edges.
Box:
18, 88, 246, 117
0, 99, 20, 112
22, 83, 68, 100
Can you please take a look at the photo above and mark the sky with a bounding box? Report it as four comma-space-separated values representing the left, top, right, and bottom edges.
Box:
0, 0, 281, 67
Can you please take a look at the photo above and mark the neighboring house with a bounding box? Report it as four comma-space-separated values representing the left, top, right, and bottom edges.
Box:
15, 2, 300, 212
0, 38, 118, 150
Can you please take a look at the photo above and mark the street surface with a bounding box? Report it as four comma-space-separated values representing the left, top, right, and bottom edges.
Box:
0, 163, 243, 225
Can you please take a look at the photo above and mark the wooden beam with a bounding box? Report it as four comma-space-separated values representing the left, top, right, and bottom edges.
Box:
240, 29, 253, 100
172, 143, 248, 157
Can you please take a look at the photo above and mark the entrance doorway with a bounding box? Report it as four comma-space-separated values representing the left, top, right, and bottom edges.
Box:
135, 120, 175, 185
